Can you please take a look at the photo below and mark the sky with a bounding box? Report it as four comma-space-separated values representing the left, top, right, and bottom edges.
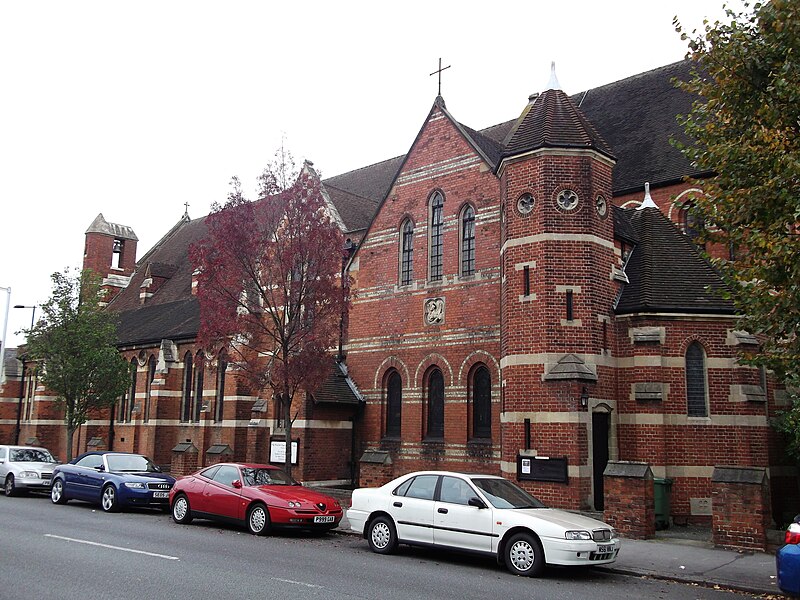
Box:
0, 0, 739, 348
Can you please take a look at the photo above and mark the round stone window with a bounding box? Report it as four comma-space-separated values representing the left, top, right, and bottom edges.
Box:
595, 194, 609, 219
556, 189, 579, 212
517, 193, 535, 215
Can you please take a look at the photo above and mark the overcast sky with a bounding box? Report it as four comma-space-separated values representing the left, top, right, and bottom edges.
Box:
0, 0, 738, 348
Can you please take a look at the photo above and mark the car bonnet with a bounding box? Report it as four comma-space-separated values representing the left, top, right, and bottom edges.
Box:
511, 508, 612, 531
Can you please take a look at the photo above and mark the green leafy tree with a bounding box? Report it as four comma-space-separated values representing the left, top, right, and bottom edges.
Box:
23, 269, 131, 460
675, 1, 800, 458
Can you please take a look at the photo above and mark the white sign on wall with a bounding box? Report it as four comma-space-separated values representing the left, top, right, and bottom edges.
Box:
270, 440, 299, 465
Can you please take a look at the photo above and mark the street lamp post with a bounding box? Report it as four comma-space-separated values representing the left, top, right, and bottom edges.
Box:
13, 305, 37, 330
0, 286, 10, 384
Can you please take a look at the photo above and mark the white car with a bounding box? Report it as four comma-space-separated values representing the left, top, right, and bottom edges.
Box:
0, 445, 59, 496
347, 470, 621, 577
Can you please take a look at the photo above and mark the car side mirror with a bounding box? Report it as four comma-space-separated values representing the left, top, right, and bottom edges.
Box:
232, 480, 242, 489
154, 465, 162, 472
468, 497, 487, 509
0, 458, 5, 464
95, 465, 105, 472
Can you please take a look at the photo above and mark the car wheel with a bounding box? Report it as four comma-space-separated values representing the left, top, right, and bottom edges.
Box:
101, 485, 119, 513
367, 515, 398, 555
247, 503, 271, 536
505, 532, 545, 577
4, 475, 16, 497
172, 494, 193, 524
51, 478, 67, 504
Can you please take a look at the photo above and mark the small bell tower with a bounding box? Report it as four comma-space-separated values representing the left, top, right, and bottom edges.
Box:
83, 213, 138, 304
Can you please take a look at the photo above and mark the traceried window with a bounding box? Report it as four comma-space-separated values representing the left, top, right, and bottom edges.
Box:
685, 341, 708, 417
215, 352, 227, 423
385, 370, 402, 438
426, 368, 445, 439
144, 355, 156, 422
193, 351, 205, 422
126, 358, 137, 422
470, 365, 492, 439
400, 220, 414, 286
181, 352, 193, 422
460, 205, 475, 276
429, 191, 444, 281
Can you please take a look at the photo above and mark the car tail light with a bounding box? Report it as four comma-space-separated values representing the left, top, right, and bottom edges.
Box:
785, 523, 800, 545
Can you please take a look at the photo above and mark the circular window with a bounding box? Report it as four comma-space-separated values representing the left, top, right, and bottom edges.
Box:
517, 193, 535, 215
556, 189, 579, 211
595, 195, 609, 219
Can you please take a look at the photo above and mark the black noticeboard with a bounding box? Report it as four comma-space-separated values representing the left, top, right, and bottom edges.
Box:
517, 455, 568, 484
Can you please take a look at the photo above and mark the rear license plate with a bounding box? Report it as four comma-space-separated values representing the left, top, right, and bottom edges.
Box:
314, 515, 335, 523
597, 545, 613, 553
153, 491, 169, 499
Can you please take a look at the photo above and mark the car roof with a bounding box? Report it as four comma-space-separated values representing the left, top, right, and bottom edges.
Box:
2, 445, 49, 451
400, 470, 504, 479
206, 462, 280, 470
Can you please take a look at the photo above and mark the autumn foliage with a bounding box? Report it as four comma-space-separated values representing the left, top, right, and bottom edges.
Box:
190, 164, 349, 472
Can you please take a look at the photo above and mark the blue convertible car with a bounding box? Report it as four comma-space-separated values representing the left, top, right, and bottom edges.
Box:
50, 451, 175, 512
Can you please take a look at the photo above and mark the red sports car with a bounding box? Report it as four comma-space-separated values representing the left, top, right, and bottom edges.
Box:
169, 462, 343, 535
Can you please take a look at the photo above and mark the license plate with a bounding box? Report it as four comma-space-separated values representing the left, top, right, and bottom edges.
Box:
153, 491, 169, 499
314, 515, 335, 523
597, 545, 613, 553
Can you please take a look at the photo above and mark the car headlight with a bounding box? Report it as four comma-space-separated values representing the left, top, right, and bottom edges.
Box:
18, 471, 39, 478
610, 529, 620, 539
123, 482, 147, 489
565, 530, 592, 540
287, 501, 301, 508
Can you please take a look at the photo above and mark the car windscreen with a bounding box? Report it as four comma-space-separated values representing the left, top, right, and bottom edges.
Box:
241, 467, 297, 486
106, 454, 158, 473
470, 478, 546, 509
10, 449, 55, 463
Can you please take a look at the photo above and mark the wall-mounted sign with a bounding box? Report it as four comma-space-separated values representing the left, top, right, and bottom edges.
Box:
517, 454, 568, 484
270, 439, 299, 465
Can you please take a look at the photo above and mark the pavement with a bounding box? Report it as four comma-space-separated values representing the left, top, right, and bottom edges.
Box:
322, 491, 782, 597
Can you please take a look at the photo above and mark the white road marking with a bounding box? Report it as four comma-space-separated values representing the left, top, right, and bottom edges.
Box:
272, 577, 324, 589
44, 534, 180, 560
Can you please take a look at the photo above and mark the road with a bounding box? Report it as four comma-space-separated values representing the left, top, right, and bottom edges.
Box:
0, 493, 757, 599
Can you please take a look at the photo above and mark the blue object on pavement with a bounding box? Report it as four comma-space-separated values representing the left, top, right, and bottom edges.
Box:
778, 519, 800, 596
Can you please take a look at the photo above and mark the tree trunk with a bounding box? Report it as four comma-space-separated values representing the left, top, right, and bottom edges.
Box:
66, 424, 75, 462
283, 392, 292, 478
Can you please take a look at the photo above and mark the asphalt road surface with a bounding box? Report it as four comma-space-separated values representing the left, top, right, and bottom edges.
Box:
0, 493, 757, 599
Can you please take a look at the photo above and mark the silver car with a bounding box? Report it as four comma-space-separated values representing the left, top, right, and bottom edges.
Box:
0, 445, 59, 496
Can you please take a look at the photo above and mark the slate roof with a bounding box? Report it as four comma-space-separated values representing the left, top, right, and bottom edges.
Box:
114, 297, 201, 346
312, 361, 364, 405
615, 207, 734, 315
502, 89, 615, 160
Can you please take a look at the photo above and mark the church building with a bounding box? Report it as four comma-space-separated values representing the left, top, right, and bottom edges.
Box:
2, 60, 794, 541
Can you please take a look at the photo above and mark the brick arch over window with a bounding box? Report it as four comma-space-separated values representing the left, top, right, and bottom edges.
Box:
685, 340, 709, 417
424, 366, 445, 440
399, 218, 415, 286
469, 363, 492, 440
383, 368, 403, 438
428, 190, 445, 281
373, 356, 411, 391
459, 203, 476, 276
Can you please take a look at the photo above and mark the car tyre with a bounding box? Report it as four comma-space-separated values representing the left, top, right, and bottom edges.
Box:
51, 478, 67, 504
367, 515, 398, 555
172, 494, 193, 524
247, 503, 271, 536
101, 484, 120, 513
4, 474, 17, 497
505, 532, 545, 577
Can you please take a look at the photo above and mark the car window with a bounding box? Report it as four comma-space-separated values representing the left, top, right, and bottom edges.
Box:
211, 465, 241, 487
402, 475, 438, 500
11, 448, 55, 463
393, 478, 413, 497
75, 454, 104, 469
241, 467, 296, 486
439, 476, 475, 505
0, 447, 6, 460
200, 466, 220, 480
106, 454, 157, 472
471, 477, 546, 509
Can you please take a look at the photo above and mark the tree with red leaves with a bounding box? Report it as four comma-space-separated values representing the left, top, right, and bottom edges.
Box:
191, 158, 349, 475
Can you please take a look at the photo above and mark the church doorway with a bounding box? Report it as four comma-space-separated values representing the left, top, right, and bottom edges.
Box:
592, 411, 610, 511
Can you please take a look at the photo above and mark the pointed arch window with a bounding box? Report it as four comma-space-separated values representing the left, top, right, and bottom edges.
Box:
119, 359, 136, 423
215, 352, 227, 423
680, 203, 705, 248
460, 205, 475, 276
144, 355, 156, 422
181, 352, 193, 422
470, 365, 491, 439
426, 368, 445, 439
686, 341, 708, 417
429, 191, 444, 281
193, 351, 205, 422
385, 370, 402, 438
400, 219, 414, 286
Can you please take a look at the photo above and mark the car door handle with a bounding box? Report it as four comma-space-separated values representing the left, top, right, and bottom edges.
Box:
438, 508, 448, 514
393, 501, 402, 508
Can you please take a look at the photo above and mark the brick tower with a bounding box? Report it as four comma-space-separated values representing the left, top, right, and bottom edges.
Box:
83, 213, 138, 304
498, 66, 618, 509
